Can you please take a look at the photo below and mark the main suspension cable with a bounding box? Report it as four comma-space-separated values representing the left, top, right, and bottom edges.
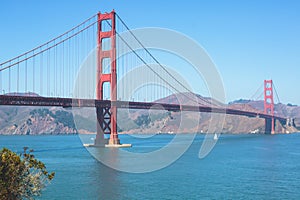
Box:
115, 13, 221, 107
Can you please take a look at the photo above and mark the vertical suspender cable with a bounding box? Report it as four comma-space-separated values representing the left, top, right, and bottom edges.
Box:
72, 33, 75, 97
92, 22, 95, 98
67, 34, 71, 98
0, 68, 2, 94
40, 51, 43, 96
17, 59, 19, 93
85, 26, 88, 98
77, 29, 80, 98
67, 35, 69, 97
8, 62, 11, 93
25, 58, 27, 93
273, 82, 281, 104
46, 49, 48, 96
54, 42, 57, 96
62, 42, 65, 97
33, 51, 35, 93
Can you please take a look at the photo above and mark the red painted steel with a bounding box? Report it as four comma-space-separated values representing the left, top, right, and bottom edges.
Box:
264, 80, 275, 133
96, 10, 119, 145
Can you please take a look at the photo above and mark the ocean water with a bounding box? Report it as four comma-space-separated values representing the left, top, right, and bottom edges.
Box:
1, 133, 300, 199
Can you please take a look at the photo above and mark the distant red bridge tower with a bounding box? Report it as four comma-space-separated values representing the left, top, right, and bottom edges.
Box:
264, 80, 275, 134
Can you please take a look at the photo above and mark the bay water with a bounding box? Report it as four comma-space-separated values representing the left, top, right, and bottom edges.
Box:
1, 133, 300, 199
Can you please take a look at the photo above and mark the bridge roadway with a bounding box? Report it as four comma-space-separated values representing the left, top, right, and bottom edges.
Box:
0, 95, 287, 123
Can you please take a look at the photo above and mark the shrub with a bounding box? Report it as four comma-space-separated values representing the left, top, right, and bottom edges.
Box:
0, 147, 54, 200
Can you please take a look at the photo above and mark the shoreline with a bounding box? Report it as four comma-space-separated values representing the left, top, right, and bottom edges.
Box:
0, 132, 299, 136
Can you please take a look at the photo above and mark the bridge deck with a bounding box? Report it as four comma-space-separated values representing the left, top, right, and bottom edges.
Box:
0, 95, 286, 122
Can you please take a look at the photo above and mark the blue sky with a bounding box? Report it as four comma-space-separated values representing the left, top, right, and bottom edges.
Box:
0, 0, 299, 104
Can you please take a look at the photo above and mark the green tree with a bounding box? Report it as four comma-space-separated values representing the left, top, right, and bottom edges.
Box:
0, 147, 55, 200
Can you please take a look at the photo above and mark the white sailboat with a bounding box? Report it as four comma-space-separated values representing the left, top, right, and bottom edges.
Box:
213, 133, 218, 140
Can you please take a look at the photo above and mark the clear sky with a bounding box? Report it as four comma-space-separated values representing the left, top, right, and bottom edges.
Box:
0, 0, 299, 104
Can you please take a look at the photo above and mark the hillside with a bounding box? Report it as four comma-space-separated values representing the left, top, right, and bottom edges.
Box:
117, 95, 300, 134
0, 107, 77, 135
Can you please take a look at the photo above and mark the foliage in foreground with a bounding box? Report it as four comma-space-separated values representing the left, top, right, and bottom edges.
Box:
0, 147, 55, 200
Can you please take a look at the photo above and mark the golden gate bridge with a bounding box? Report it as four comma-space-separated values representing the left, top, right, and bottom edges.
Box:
0, 10, 293, 147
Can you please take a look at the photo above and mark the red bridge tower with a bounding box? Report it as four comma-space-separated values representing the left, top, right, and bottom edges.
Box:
264, 80, 275, 134
95, 10, 120, 145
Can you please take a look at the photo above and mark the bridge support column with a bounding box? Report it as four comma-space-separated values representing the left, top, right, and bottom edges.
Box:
265, 118, 275, 134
